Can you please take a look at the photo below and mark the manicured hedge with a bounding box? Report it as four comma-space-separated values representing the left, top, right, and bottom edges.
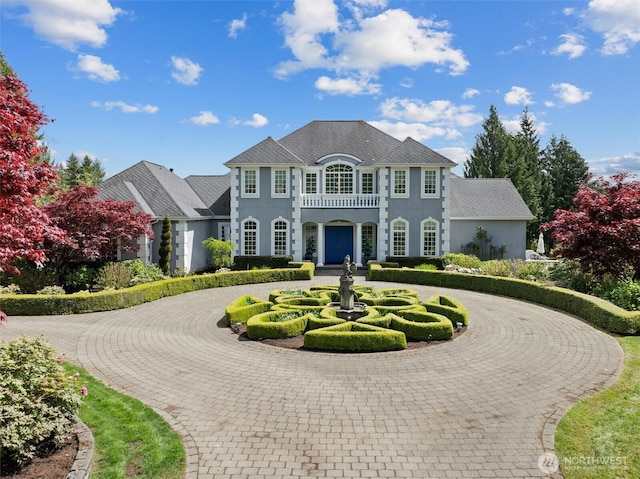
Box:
422, 294, 469, 327
246, 310, 311, 339
386, 256, 446, 270
303, 322, 407, 352
368, 264, 640, 335
0, 264, 314, 316
233, 255, 294, 270
225, 295, 273, 325
387, 311, 453, 341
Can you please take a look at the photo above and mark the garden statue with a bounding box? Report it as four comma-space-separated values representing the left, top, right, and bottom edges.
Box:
339, 255, 357, 310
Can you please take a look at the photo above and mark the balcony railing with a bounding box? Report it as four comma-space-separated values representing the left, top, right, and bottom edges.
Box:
300, 194, 380, 208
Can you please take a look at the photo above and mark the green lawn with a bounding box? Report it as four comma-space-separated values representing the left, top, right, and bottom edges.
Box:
555, 336, 640, 479
65, 364, 185, 479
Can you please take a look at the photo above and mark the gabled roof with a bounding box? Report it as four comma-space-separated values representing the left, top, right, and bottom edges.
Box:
99, 161, 218, 218
380, 137, 457, 166
224, 136, 304, 166
186, 174, 230, 216
450, 176, 534, 220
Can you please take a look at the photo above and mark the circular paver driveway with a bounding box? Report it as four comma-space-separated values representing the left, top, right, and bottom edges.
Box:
0, 276, 623, 478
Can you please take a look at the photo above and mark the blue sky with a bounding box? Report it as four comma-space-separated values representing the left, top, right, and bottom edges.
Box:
2, 0, 639, 178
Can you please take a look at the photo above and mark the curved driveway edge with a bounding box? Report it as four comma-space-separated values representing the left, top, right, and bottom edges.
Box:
0, 276, 623, 478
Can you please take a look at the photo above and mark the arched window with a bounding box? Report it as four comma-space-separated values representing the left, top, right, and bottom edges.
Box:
391, 219, 408, 256
325, 163, 353, 194
272, 219, 289, 256
421, 219, 438, 256
242, 219, 258, 255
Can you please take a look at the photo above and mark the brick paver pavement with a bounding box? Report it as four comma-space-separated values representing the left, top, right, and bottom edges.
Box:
0, 276, 624, 478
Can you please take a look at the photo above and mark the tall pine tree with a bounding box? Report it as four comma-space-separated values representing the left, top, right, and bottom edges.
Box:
464, 105, 514, 178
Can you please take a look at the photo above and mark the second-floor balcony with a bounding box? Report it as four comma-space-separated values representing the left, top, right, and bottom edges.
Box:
300, 194, 380, 208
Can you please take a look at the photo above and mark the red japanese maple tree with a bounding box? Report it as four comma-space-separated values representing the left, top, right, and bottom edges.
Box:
0, 75, 62, 274
542, 173, 640, 279
44, 185, 154, 279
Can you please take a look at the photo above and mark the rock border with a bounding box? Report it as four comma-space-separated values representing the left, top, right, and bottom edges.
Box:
66, 417, 94, 479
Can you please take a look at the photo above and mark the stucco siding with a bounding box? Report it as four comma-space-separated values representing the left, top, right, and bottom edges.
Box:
449, 219, 528, 260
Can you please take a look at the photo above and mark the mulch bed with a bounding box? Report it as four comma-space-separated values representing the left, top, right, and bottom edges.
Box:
1, 435, 78, 479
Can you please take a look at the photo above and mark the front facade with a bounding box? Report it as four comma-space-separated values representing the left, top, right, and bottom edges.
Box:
225, 121, 460, 266
100, 120, 533, 272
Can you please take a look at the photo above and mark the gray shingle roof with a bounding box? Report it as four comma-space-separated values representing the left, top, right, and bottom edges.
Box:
450, 176, 534, 219
380, 137, 457, 166
99, 161, 213, 218
186, 174, 231, 216
224, 137, 304, 166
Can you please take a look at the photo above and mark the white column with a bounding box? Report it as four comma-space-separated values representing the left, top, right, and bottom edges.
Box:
230, 168, 240, 257
377, 168, 389, 261
137, 234, 150, 264
291, 168, 303, 261
174, 221, 187, 273
316, 222, 324, 267
441, 168, 451, 255
355, 222, 363, 267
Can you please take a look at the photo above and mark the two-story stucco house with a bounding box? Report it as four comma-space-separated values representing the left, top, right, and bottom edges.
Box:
100, 120, 533, 273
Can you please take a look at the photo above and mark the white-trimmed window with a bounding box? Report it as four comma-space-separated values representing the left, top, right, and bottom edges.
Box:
391, 218, 408, 256
391, 168, 409, 197
325, 163, 353, 194
242, 219, 259, 255
271, 168, 289, 197
305, 172, 317, 194
361, 171, 374, 194
242, 169, 259, 198
421, 219, 438, 256
421, 168, 439, 198
272, 218, 289, 256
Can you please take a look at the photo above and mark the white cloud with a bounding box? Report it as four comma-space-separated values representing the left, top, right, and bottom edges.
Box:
275, 0, 469, 91
462, 88, 480, 99
243, 113, 269, 128
229, 13, 247, 38
552, 33, 587, 59
170, 56, 203, 86
434, 146, 467, 165
504, 86, 534, 106
369, 120, 460, 142
583, 0, 640, 55
550, 82, 592, 104
187, 111, 220, 126
588, 152, 640, 176
379, 97, 483, 128
74, 54, 120, 82
4, 0, 123, 50
315, 75, 382, 96
91, 100, 158, 114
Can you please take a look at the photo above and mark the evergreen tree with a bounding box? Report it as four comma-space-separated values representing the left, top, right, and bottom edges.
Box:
464, 105, 513, 178
0, 52, 15, 77
79, 155, 105, 185
159, 217, 172, 275
513, 108, 543, 241
58, 154, 105, 188
541, 134, 590, 226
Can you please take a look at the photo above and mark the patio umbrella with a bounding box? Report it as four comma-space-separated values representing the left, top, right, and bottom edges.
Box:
536, 232, 545, 255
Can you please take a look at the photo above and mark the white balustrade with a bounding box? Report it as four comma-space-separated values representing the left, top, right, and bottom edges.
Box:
300, 194, 380, 208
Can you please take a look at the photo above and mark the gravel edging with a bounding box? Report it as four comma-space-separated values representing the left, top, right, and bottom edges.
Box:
66, 417, 94, 479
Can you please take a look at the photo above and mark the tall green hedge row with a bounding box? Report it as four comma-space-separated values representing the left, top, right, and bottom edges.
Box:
368, 264, 640, 335
0, 263, 314, 316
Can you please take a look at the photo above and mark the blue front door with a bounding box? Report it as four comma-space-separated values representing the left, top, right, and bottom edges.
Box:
325, 226, 353, 264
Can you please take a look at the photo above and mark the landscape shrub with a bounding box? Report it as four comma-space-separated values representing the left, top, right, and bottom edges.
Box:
36, 286, 66, 295
443, 253, 482, 269
0, 336, 84, 468
125, 259, 166, 286
594, 278, 640, 311
514, 260, 548, 281
480, 260, 512, 277
368, 265, 640, 335
422, 294, 469, 327
95, 262, 132, 290
387, 311, 453, 341
303, 322, 407, 352
2, 261, 57, 294
386, 256, 446, 270
62, 263, 98, 293
246, 311, 311, 339
415, 263, 438, 271
0, 265, 314, 316
225, 295, 273, 324
233, 255, 294, 270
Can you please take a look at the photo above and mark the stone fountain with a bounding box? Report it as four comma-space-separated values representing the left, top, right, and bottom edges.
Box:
328, 255, 367, 321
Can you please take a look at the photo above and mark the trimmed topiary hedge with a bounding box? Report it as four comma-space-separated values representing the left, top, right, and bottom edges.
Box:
385, 256, 446, 270
246, 311, 312, 339
0, 263, 314, 316
422, 294, 469, 327
303, 322, 407, 352
225, 295, 273, 325
233, 255, 294, 270
368, 264, 640, 335
387, 311, 454, 341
